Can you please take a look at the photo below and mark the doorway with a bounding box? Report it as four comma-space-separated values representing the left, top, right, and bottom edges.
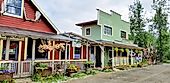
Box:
95, 46, 101, 67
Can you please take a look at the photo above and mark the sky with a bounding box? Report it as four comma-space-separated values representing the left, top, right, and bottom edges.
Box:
35, 0, 153, 34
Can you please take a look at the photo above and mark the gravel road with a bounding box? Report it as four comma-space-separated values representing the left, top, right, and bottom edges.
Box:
66, 64, 170, 83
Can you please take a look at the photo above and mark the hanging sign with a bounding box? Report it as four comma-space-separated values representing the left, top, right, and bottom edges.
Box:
0, 35, 24, 41
72, 39, 81, 48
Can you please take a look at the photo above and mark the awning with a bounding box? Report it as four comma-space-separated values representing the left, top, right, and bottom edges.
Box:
96, 40, 143, 50
0, 26, 73, 41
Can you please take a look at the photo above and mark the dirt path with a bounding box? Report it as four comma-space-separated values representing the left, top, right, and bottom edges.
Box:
66, 64, 170, 83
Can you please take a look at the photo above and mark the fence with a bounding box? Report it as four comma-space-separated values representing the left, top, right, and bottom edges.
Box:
0, 59, 87, 78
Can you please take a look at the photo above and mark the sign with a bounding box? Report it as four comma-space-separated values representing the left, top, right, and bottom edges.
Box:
0, 35, 24, 41
72, 40, 81, 48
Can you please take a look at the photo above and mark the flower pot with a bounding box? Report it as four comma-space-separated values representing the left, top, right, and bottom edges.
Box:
35, 67, 52, 77
0, 72, 14, 81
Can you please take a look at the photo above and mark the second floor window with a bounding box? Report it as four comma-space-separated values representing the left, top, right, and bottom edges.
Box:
121, 31, 126, 39
104, 25, 112, 35
85, 28, 91, 36
5, 0, 23, 17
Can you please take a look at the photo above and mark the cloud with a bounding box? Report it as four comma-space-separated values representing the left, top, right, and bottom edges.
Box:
35, 0, 153, 34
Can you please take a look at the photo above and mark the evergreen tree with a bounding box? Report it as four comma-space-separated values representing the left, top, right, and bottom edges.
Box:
129, 0, 146, 47
152, 0, 169, 62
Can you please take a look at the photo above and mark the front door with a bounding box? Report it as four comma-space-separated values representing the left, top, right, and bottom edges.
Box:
95, 46, 101, 67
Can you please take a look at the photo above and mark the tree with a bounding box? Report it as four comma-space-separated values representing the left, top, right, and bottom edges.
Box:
152, 0, 169, 62
129, 0, 146, 47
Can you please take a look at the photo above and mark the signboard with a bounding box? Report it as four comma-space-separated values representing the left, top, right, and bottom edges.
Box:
0, 35, 24, 41
72, 39, 81, 48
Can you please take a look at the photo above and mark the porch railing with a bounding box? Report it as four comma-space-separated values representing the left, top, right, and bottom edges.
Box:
0, 59, 87, 78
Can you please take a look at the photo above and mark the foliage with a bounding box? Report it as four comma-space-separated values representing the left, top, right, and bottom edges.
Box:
115, 48, 119, 52
0, 79, 15, 83
84, 61, 94, 65
67, 64, 79, 72
38, 40, 65, 53
129, 0, 146, 47
72, 72, 87, 78
125, 49, 129, 53
32, 73, 67, 82
151, 0, 170, 62
119, 49, 124, 52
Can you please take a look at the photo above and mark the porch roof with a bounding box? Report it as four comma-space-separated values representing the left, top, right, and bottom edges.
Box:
60, 32, 102, 45
96, 40, 143, 50
0, 26, 73, 41
75, 20, 98, 26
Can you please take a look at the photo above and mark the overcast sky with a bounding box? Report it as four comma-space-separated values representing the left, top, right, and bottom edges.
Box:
35, 0, 153, 34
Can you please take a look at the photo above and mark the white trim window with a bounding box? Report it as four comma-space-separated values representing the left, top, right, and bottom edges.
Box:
121, 31, 126, 39
104, 25, 112, 36
85, 28, 91, 36
3, 0, 24, 18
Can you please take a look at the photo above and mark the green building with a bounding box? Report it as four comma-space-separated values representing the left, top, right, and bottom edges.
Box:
76, 9, 143, 68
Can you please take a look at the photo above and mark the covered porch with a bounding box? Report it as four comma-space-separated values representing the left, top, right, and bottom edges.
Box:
93, 40, 144, 68
0, 27, 87, 78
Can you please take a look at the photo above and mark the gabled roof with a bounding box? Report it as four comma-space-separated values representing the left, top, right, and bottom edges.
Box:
31, 0, 60, 33
76, 20, 98, 27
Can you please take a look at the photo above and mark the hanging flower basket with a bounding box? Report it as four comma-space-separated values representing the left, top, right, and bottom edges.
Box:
38, 40, 65, 53
119, 48, 124, 52
115, 48, 119, 52
125, 49, 129, 52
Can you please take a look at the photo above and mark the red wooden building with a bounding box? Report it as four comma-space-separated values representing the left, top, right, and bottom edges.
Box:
0, 0, 97, 78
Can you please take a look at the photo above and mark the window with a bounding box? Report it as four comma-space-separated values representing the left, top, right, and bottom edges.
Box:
121, 31, 126, 39
4, 0, 23, 17
74, 47, 81, 59
85, 28, 91, 36
104, 25, 112, 35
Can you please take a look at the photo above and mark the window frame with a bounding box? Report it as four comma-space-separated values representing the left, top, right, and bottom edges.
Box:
121, 30, 127, 39
3, 0, 24, 18
103, 25, 112, 36
74, 47, 81, 59
85, 27, 91, 36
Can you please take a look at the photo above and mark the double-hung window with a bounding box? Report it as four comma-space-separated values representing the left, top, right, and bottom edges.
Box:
4, 0, 23, 17
85, 28, 91, 36
121, 31, 126, 39
104, 25, 112, 36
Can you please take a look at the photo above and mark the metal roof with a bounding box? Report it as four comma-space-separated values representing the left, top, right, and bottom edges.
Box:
0, 26, 73, 41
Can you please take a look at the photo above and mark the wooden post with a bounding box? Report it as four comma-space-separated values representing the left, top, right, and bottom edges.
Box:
81, 45, 83, 59
65, 42, 68, 60
86, 43, 88, 61
115, 52, 118, 66
18, 41, 22, 61
18, 41, 22, 76
94, 46, 96, 68
112, 47, 114, 68
52, 41, 55, 72
130, 49, 133, 65
0, 40, 3, 60
24, 37, 28, 60
127, 49, 129, 65
100, 46, 104, 68
31, 39, 36, 75
5, 38, 10, 60
48, 40, 51, 60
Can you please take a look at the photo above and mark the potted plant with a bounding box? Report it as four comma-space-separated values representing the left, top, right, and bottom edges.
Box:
34, 63, 52, 77
66, 64, 80, 76
0, 67, 15, 81
84, 61, 94, 69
